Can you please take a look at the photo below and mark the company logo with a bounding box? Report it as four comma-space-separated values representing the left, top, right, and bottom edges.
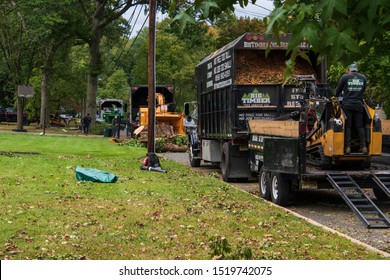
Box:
347, 77, 364, 91
242, 89, 271, 105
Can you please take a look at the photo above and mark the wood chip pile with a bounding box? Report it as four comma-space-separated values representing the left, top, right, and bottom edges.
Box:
235, 50, 318, 84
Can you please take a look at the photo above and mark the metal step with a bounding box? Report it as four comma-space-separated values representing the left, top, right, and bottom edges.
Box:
326, 172, 390, 229
372, 174, 390, 198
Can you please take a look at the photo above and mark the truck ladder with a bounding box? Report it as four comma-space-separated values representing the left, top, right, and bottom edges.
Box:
326, 172, 390, 229
372, 174, 390, 198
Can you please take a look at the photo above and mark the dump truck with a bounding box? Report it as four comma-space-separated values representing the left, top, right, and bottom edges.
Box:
187, 33, 326, 178
97, 99, 123, 123
130, 85, 185, 135
185, 33, 390, 228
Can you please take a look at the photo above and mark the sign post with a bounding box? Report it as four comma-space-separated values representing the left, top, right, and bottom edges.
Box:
13, 85, 34, 132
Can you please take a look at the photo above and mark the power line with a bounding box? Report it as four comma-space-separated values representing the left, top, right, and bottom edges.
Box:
103, 12, 149, 81
235, 8, 268, 18
104, 1, 274, 81
103, 5, 143, 78
253, 3, 273, 12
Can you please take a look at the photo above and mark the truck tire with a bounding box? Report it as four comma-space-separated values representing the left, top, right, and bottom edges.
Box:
259, 166, 271, 200
189, 146, 201, 167
270, 172, 291, 206
221, 142, 231, 182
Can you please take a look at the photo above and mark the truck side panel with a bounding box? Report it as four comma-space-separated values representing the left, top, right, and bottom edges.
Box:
198, 84, 283, 138
199, 87, 232, 138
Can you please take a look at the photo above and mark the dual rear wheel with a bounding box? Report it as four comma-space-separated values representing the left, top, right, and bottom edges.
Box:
259, 167, 291, 206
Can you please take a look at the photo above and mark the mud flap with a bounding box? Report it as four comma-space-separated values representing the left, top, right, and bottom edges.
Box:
222, 143, 251, 180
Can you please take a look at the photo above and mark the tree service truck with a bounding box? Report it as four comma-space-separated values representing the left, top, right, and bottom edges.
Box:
185, 33, 390, 228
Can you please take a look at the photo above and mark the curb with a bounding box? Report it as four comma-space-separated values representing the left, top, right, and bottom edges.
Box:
233, 185, 390, 259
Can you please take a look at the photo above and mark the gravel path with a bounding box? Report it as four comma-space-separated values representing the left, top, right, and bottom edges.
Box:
162, 152, 390, 256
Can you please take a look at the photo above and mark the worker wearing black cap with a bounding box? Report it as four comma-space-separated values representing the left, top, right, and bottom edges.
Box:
335, 63, 368, 154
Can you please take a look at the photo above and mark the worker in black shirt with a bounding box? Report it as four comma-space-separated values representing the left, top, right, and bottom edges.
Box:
335, 63, 367, 154
81, 113, 91, 134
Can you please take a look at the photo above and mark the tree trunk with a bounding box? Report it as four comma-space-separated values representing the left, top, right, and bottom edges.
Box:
85, 30, 101, 125
16, 97, 24, 131
39, 70, 50, 128
81, 0, 136, 126
38, 42, 55, 128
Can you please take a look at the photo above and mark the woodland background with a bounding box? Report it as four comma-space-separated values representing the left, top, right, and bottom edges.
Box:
1, 0, 389, 127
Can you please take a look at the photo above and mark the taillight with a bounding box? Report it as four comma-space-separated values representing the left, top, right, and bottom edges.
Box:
300, 122, 306, 135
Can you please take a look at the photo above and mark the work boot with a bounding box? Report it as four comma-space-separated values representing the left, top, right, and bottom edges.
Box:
360, 146, 368, 154
344, 147, 350, 154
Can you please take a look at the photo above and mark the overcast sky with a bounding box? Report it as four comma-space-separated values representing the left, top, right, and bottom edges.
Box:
125, 1, 275, 37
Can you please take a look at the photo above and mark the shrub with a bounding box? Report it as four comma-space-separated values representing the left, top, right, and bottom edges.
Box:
155, 138, 167, 153
123, 138, 145, 148
90, 122, 111, 135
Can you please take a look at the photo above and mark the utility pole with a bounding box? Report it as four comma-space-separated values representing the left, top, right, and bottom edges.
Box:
147, 0, 156, 153
142, 0, 164, 172
139, 0, 165, 172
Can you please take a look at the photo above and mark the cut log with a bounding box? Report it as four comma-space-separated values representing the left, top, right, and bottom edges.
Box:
164, 143, 188, 152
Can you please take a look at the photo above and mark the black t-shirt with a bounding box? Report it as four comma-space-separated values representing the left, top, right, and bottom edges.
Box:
82, 116, 91, 126
335, 72, 367, 111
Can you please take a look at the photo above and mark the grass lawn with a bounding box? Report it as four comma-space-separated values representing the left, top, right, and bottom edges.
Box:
0, 132, 387, 260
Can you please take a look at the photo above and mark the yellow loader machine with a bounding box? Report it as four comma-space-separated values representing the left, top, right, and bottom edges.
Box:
297, 75, 382, 170
247, 75, 389, 228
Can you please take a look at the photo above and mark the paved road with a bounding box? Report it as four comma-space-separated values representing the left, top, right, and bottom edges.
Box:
162, 152, 390, 256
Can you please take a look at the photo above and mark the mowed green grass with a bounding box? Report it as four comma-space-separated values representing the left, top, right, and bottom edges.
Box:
0, 132, 387, 260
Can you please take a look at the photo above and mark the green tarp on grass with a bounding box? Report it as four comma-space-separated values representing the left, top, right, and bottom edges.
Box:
75, 166, 118, 183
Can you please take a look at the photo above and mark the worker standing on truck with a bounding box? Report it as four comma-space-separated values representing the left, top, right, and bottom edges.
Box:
335, 63, 367, 154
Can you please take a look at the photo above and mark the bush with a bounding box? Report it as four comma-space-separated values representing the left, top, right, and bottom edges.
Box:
123, 138, 145, 148
173, 135, 187, 146
90, 122, 111, 135
155, 138, 166, 153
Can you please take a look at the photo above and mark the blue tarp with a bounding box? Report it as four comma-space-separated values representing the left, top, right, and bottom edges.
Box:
75, 166, 118, 183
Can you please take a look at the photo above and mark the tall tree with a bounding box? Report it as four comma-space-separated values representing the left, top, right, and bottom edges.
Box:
264, 1, 390, 70
0, 0, 80, 128
0, 0, 36, 107
359, 32, 390, 117
213, 12, 266, 48
171, 0, 390, 67
77, 0, 147, 124
28, 0, 79, 127
98, 69, 129, 100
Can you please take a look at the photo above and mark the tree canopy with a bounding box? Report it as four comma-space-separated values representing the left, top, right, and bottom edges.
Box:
171, 0, 390, 65
170, 0, 390, 115
1, 0, 390, 122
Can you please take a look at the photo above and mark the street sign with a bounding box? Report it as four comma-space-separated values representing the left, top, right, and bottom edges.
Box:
17, 85, 34, 98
